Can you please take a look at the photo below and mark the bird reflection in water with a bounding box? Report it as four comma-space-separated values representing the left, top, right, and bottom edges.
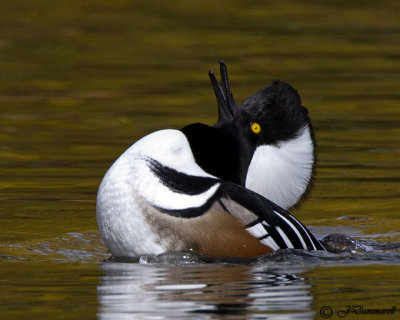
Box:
97, 254, 314, 320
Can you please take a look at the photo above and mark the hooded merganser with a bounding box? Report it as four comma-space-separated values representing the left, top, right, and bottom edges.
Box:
96, 61, 325, 258
205, 61, 316, 210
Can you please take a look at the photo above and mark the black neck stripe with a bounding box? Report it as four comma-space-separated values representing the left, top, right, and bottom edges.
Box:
153, 196, 216, 218
146, 158, 220, 196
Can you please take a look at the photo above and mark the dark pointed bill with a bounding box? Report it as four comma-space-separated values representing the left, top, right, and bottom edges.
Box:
209, 60, 238, 123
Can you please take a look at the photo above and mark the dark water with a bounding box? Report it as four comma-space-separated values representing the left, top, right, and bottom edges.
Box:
1, 1, 400, 319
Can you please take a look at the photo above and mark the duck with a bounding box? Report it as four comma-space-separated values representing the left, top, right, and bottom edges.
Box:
96, 60, 325, 258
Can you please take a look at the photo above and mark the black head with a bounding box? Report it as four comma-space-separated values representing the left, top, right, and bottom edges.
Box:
210, 61, 311, 149
237, 80, 312, 147
182, 61, 315, 209
208, 61, 316, 209
208, 60, 312, 167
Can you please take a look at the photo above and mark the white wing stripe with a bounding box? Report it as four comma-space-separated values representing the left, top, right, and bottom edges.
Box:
274, 211, 308, 249
288, 215, 317, 250
247, 223, 268, 239
246, 222, 280, 251
139, 164, 221, 210
260, 236, 280, 251
276, 226, 294, 249
261, 221, 271, 228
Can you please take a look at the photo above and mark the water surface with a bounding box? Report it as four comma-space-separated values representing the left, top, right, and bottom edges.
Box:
0, 1, 399, 319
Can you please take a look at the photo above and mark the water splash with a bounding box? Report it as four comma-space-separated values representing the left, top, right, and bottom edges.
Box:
126, 234, 400, 267
2, 231, 400, 266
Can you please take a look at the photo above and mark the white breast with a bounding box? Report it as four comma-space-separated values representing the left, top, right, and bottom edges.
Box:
96, 129, 217, 257
245, 126, 314, 210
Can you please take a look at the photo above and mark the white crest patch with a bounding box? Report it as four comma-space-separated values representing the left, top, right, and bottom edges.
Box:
245, 126, 314, 210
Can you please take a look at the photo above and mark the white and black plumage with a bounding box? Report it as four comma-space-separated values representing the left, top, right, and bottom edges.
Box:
207, 62, 316, 210
96, 61, 325, 258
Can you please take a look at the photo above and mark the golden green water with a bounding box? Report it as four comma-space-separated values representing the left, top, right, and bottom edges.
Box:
1, 1, 399, 319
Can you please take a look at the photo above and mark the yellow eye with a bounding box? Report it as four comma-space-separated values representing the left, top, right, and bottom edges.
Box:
251, 122, 261, 134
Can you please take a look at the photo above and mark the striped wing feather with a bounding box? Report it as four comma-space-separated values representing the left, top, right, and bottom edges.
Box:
219, 182, 325, 251
147, 158, 325, 256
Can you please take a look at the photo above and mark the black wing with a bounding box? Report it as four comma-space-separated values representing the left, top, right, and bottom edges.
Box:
218, 182, 325, 251
148, 158, 325, 252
